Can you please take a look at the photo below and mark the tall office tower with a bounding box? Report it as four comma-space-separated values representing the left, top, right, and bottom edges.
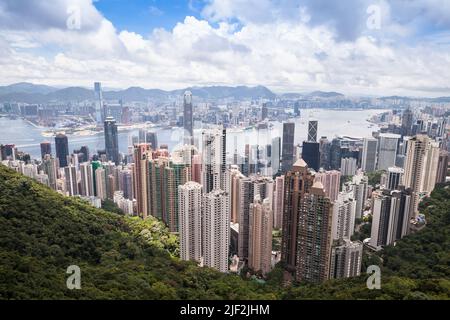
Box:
165, 157, 191, 232
281, 122, 295, 173
202, 190, 230, 272
314, 169, 341, 202
271, 137, 281, 174
237, 175, 274, 263
273, 175, 285, 229
183, 90, 193, 145
42, 155, 58, 190
294, 101, 300, 117
261, 103, 268, 120
248, 196, 273, 275
377, 133, 401, 170
146, 131, 158, 149
80, 162, 94, 197
55, 133, 69, 168
340, 157, 357, 176
329, 138, 342, 170
119, 169, 134, 200
179, 181, 203, 263
436, 150, 449, 183
308, 120, 318, 142
331, 191, 356, 241
348, 173, 368, 219
329, 239, 363, 279
104, 116, 119, 165
295, 181, 333, 283
319, 136, 331, 170
73, 146, 90, 162
192, 154, 202, 184
133, 143, 152, 218
302, 141, 320, 171
148, 157, 169, 221
361, 137, 378, 172
386, 167, 404, 190
94, 82, 104, 123
403, 135, 440, 219
40, 141, 51, 159
401, 108, 414, 136
202, 128, 226, 193
95, 167, 107, 200
281, 159, 315, 270
64, 165, 78, 196
370, 188, 412, 249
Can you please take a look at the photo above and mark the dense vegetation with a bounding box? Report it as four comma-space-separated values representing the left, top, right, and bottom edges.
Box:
0, 165, 449, 299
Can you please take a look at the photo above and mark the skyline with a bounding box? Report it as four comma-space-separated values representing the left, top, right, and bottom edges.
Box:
0, 1, 449, 97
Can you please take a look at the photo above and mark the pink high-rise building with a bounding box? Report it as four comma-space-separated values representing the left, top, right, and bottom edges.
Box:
314, 169, 341, 202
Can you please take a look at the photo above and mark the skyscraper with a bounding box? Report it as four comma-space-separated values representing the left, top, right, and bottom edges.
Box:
361, 137, 378, 172
329, 239, 363, 279
202, 128, 226, 193
164, 157, 191, 232
314, 169, 341, 202
55, 133, 69, 168
370, 188, 412, 249
319, 136, 331, 170
202, 190, 230, 272
401, 108, 414, 137
271, 137, 281, 174
386, 167, 404, 190
64, 165, 78, 196
295, 181, 333, 283
179, 181, 202, 263
183, 91, 193, 144
40, 141, 51, 159
273, 175, 285, 229
436, 150, 449, 184
95, 167, 107, 200
248, 196, 273, 275
133, 143, 151, 218
377, 133, 401, 171
261, 103, 268, 120
308, 120, 318, 142
281, 158, 315, 270
104, 116, 119, 165
302, 141, 320, 171
331, 191, 356, 241
94, 82, 104, 123
80, 162, 94, 197
403, 135, 440, 219
340, 157, 357, 176
281, 122, 295, 173
42, 154, 58, 190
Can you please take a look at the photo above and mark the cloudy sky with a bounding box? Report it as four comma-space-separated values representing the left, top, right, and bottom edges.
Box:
0, 0, 449, 97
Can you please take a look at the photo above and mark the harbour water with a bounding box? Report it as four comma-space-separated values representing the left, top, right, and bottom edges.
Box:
0, 109, 384, 159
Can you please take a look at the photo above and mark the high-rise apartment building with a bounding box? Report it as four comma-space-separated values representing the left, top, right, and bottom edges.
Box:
248, 196, 273, 275
179, 181, 203, 263
403, 135, 440, 219
202, 128, 226, 193
202, 190, 230, 273
80, 162, 94, 197
133, 143, 152, 218
314, 169, 341, 202
273, 175, 285, 229
295, 181, 333, 283
281, 158, 315, 270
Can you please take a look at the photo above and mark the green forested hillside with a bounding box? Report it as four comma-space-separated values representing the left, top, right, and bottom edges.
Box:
0, 165, 449, 299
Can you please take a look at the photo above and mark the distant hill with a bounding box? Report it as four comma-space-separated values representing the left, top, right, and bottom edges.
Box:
0, 164, 449, 300
307, 91, 345, 98
0, 83, 276, 103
